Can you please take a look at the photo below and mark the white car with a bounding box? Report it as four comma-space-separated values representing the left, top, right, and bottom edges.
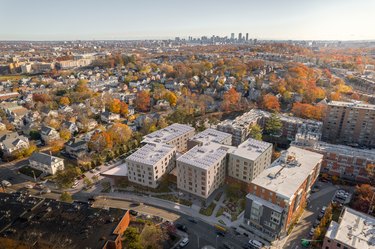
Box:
1, 180, 12, 187
248, 239, 263, 249
179, 238, 189, 247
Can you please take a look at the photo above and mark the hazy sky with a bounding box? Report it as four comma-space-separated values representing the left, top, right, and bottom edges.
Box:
1, 0, 374, 40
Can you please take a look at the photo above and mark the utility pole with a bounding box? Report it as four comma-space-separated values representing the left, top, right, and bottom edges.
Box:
32, 170, 37, 182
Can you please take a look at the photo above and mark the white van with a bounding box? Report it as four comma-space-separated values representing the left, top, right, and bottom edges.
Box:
249, 239, 263, 249
1, 180, 12, 187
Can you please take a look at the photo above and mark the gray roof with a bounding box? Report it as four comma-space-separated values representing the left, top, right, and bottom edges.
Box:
29, 152, 63, 166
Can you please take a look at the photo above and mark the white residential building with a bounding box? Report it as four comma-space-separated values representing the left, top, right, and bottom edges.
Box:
228, 138, 273, 184
177, 142, 233, 199
126, 143, 176, 188
142, 123, 195, 152
29, 152, 64, 175
187, 128, 232, 150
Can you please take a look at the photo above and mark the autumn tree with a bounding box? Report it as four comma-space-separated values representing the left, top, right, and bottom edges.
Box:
108, 98, 121, 114
88, 131, 113, 152
221, 88, 241, 112
33, 93, 51, 104
107, 123, 132, 146
262, 94, 280, 112
135, 90, 151, 112
59, 128, 72, 141
291, 102, 326, 120
163, 90, 178, 107
351, 184, 375, 215
59, 96, 70, 106
119, 101, 129, 117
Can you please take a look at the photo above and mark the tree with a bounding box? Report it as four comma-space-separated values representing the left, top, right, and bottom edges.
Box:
248, 124, 262, 140
32, 93, 51, 104
108, 98, 121, 114
107, 123, 132, 146
123, 227, 142, 249
163, 90, 178, 107
221, 88, 241, 112
75, 79, 89, 93
265, 113, 282, 136
88, 131, 113, 153
59, 128, 72, 141
262, 94, 280, 112
119, 101, 129, 117
60, 192, 73, 203
291, 102, 326, 120
135, 90, 151, 112
351, 184, 375, 214
59, 96, 70, 106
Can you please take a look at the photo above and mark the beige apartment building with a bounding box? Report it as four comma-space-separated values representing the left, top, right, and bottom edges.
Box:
322, 101, 375, 148
187, 128, 232, 150
142, 123, 195, 152
176, 142, 233, 198
227, 138, 273, 185
126, 143, 176, 188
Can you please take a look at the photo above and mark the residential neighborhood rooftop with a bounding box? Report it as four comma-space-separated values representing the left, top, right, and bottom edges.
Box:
251, 146, 323, 200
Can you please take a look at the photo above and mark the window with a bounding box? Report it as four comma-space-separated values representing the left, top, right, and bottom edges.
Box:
337, 243, 341, 248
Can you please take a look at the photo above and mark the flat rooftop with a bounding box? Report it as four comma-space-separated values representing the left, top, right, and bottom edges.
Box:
190, 128, 232, 144
177, 142, 234, 170
230, 138, 272, 160
217, 109, 265, 129
325, 207, 375, 249
308, 141, 375, 160
329, 100, 375, 110
126, 143, 175, 165
101, 163, 128, 177
142, 123, 194, 144
251, 146, 323, 200
0, 193, 128, 249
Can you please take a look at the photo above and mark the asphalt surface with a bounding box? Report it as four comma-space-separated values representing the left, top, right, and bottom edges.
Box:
282, 181, 338, 249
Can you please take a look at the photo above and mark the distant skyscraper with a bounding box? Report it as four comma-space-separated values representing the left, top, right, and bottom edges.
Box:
246, 33, 249, 41
238, 33, 242, 41
231, 33, 235, 40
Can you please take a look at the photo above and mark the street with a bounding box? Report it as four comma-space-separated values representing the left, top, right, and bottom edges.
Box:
282, 181, 338, 249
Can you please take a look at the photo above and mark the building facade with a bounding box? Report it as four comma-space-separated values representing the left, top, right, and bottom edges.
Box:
322, 101, 375, 148
29, 152, 64, 175
142, 123, 195, 152
243, 147, 323, 241
227, 138, 272, 185
126, 143, 176, 188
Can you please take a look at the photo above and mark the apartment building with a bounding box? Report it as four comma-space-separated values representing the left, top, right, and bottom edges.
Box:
227, 138, 273, 186
177, 142, 234, 199
322, 207, 375, 249
243, 146, 323, 241
187, 128, 232, 150
217, 109, 266, 146
322, 101, 375, 148
126, 143, 176, 188
142, 123, 195, 152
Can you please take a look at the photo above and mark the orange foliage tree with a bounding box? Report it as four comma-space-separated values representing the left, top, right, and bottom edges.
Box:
291, 102, 326, 120
262, 94, 280, 112
221, 88, 241, 112
135, 90, 151, 112
88, 131, 113, 152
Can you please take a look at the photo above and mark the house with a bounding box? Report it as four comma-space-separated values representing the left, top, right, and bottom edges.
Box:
65, 138, 88, 159
40, 126, 60, 143
62, 121, 78, 134
127, 106, 135, 116
41, 109, 58, 118
0, 122, 6, 131
29, 152, 64, 175
77, 118, 98, 132
0, 132, 30, 156
101, 111, 120, 123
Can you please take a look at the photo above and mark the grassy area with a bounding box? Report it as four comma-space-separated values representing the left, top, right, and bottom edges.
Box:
199, 202, 216, 216
215, 206, 225, 217
157, 194, 192, 206
18, 166, 43, 179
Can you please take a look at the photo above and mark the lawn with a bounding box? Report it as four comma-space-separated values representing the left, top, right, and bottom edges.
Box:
19, 166, 43, 179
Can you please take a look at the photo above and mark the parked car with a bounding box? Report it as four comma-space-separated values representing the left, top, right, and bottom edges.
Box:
129, 210, 138, 216
248, 239, 263, 249
187, 217, 197, 223
179, 238, 189, 248
175, 223, 188, 232
309, 227, 315, 237
1, 180, 12, 187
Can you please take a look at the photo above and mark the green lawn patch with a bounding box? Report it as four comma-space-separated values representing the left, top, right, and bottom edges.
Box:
19, 166, 43, 179
199, 202, 216, 216
157, 194, 192, 206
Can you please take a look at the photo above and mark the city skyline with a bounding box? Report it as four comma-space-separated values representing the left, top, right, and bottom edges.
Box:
1, 0, 375, 41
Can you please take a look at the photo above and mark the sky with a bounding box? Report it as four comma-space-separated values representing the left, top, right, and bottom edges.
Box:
0, 0, 374, 41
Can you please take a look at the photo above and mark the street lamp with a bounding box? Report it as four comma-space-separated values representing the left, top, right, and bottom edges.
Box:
215, 235, 219, 248
193, 231, 200, 248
